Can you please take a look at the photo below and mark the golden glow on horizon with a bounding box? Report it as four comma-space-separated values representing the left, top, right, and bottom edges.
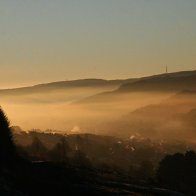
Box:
0, 0, 196, 88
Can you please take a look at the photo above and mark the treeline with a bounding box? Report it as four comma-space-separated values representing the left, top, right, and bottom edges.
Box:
14, 129, 196, 180
17, 136, 92, 169
0, 118, 195, 195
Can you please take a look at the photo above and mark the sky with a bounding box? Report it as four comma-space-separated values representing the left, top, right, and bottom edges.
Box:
0, 0, 196, 88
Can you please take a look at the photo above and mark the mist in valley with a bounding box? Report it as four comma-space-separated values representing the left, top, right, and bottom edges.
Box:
2, 0, 196, 194
0, 88, 172, 135
2, 72, 196, 195
1, 72, 196, 143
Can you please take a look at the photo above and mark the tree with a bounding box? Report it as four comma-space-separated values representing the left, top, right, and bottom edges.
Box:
0, 107, 15, 166
157, 151, 196, 195
28, 136, 47, 160
137, 160, 154, 180
72, 150, 92, 168
48, 137, 70, 162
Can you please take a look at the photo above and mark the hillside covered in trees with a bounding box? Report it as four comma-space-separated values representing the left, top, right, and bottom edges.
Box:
0, 114, 195, 195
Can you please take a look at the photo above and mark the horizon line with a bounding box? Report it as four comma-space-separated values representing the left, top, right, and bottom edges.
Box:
0, 69, 195, 90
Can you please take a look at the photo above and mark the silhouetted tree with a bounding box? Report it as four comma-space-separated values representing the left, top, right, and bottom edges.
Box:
16, 145, 30, 160
48, 137, 70, 162
0, 107, 15, 167
157, 151, 196, 195
76, 135, 83, 150
28, 136, 47, 161
72, 150, 92, 168
137, 160, 154, 180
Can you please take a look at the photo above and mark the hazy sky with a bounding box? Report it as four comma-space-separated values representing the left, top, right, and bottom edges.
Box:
1, 0, 196, 88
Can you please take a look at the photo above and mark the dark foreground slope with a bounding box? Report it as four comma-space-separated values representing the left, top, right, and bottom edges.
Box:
0, 114, 190, 196
11, 130, 196, 195
1, 159, 186, 196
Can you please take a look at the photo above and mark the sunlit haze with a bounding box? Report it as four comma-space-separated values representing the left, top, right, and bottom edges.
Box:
1, 2, 196, 195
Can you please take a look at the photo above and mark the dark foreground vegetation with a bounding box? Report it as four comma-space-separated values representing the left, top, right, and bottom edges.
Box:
0, 108, 196, 195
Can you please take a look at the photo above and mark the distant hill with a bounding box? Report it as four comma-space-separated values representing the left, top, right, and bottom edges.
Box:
0, 78, 137, 94
1, 70, 196, 135
0, 78, 137, 103
77, 70, 196, 104
1, 70, 196, 104
105, 90, 196, 139
119, 70, 196, 92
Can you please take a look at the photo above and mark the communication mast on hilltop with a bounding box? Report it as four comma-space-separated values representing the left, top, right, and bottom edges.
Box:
166, 66, 168, 74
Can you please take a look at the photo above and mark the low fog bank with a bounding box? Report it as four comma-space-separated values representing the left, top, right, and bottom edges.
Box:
92, 90, 196, 142
1, 91, 172, 133
2, 90, 196, 142
1, 71, 196, 142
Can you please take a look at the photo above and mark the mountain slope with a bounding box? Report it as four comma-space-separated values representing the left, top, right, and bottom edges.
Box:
0, 78, 137, 95
0, 78, 137, 104
119, 70, 196, 92
77, 70, 196, 104
105, 90, 196, 139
